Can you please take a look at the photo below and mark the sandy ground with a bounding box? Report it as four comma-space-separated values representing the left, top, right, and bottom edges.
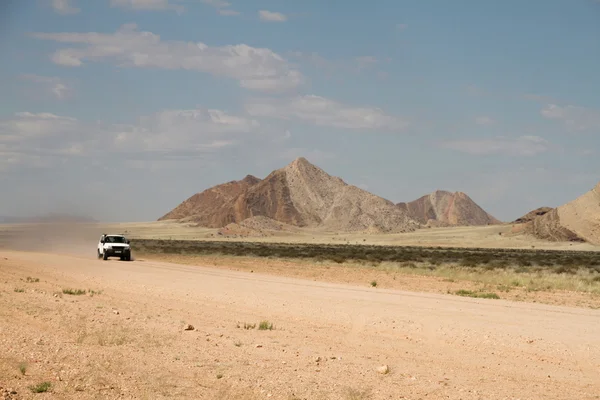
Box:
57, 221, 598, 251
143, 253, 600, 309
2, 250, 600, 400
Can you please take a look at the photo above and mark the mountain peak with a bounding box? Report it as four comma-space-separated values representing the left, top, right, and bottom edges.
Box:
242, 175, 261, 185
289, 156, 313, 168
284, 157, 328, 177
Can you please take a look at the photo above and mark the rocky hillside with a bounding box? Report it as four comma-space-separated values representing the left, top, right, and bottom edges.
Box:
158, 175, 261, 224
159, 157, 419, 233
512, 207, 553, 224
397, 190, 501, 227
527, 182, 600, 245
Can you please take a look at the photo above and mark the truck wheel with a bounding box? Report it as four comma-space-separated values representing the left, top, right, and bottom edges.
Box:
97, 250, 102, 259
103, 252, 108, 260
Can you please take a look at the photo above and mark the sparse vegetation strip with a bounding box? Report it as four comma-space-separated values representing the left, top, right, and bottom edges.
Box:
132, 239, 600, 273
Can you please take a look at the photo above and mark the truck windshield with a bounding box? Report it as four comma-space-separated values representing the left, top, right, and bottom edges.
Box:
105, 236, 126, 243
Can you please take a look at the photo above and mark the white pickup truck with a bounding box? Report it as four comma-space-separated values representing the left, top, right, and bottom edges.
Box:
97, 234, 132, 261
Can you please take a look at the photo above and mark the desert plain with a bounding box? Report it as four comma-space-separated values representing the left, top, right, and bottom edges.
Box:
1, 219, 600, 400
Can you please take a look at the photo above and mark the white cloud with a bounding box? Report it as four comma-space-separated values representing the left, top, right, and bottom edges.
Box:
0, 112, 77, 142
245, 95, 408, 131
475, 116, 494, 126
51, 0, 80, 14
541, 104, 600, 132
440, 135, 550, 156
200, 0, 230, 7
31, 23, 304, 93
0, 112, 85, 170
259, 10, 287, 22
109, 0, 185, 13
0, 108, 260, 169
115, 108, 260, 152
200, 0, 239, 16
19, 74, 73, 100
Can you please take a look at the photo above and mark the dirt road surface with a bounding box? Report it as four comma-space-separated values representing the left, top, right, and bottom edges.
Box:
1, 250, 599, 399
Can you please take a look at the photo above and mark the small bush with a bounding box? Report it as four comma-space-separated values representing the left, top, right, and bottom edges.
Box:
370, 280, 377, 287
26, 277, 40, 283
62, 288, 87, 295
19, 362, 27, 375
30, 382, 52, 393
243, 322, 256, 330
477, 292, 501, 299
454, 290, 500, 300
258, 320, 273, 330
14, 288, 24, 293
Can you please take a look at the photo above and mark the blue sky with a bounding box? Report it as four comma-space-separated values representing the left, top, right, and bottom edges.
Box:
1, 0, 599, 222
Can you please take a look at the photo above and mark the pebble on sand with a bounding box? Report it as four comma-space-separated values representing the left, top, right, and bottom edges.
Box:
376, 365, 390, 374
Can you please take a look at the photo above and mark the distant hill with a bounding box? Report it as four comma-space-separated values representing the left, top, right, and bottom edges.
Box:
526, 182, 600, 244
397, 190, 501, 227
512, 207, 553, 224
159, 157, 419, 233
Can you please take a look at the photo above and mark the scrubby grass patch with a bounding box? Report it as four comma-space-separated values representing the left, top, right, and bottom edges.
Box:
132, 239, 600, 270
29, 382, 52, 393
62, 288, 87, 295
62, 288, 102, 296
454, 289, 500, 299
258, 320, 274, 330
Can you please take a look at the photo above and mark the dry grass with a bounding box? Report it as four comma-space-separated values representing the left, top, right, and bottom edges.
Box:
133, 238, 600, 296
374, 261, 600, 295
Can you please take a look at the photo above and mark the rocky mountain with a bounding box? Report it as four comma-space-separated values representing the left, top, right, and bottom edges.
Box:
526, 182, 600, 245
397, 190, 501, 227
159, 157, 419, 233
512, 207, 553, 224
158, 175, 261, 224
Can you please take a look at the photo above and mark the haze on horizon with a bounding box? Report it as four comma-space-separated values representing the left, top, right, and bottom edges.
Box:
1, 0, 599, 223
